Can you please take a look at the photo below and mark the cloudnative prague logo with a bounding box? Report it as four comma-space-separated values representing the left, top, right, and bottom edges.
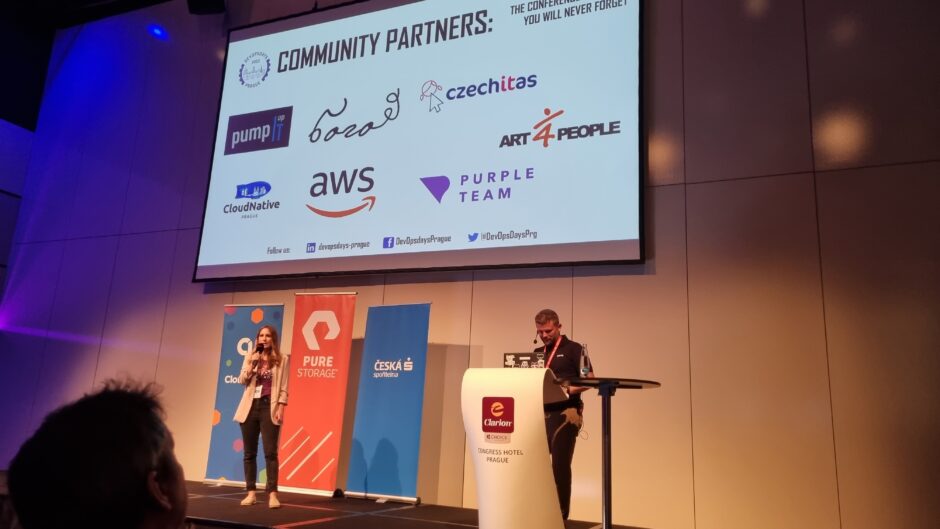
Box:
499, 107, 621, 148
235, 181, 271, 199
239, 52, 271, 88
223, 181, 279, 218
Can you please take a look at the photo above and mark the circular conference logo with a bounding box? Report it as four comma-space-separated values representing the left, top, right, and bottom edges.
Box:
238, 51, 271, 88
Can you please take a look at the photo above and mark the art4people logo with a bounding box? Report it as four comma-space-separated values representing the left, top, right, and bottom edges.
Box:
498, 107, 621, 148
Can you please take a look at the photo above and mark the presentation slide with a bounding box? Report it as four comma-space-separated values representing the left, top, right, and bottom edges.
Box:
195, 0, 642, 280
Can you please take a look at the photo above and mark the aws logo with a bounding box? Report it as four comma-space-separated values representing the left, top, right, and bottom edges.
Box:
306, 166, 376, 218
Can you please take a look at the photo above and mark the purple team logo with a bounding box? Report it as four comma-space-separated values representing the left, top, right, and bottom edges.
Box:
225, 107, 292, 155
420, 175, 450, 203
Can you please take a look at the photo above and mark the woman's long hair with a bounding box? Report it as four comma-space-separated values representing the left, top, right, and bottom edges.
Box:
256, 325, 282, 368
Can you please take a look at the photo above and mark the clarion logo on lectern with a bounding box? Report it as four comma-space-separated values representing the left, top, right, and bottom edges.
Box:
482, 397, 514, 437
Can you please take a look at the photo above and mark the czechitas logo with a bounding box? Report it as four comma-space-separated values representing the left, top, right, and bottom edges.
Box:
419, 74, 538, 114
239, 52, 271, 88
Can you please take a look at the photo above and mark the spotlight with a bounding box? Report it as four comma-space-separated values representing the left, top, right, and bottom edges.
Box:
148, 24, 168, 40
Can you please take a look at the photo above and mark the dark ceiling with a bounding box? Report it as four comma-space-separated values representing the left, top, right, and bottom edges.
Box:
10, 0, 173, 29
1, 1, 183, 130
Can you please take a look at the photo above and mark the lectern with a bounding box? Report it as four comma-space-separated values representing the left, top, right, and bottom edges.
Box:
462, 368, 568, 529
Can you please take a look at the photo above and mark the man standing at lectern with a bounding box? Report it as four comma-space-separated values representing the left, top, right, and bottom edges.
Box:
534, 308, 593, 520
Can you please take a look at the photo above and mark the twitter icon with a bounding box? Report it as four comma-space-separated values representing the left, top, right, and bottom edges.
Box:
468, 232, 479, 242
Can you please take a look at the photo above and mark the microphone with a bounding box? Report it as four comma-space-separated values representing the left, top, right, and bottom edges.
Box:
533, 332, 538, 345
251, 343, 263, 368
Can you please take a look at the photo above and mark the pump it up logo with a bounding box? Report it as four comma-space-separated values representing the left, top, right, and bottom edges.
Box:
224, 107, 292, 155
482, 397, 514, 443
239, 52, 271, 88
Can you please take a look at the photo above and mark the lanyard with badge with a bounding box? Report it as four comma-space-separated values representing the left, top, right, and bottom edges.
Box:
252, 360, 266, 398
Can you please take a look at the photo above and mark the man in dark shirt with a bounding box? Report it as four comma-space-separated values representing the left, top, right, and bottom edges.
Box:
8, 379, 188, 529
534, 308, 593, 520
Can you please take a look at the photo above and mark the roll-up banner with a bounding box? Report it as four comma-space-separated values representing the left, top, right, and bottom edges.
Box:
279, 292, 357, 493
346, 303, 431, 501
205, 304, 284, 485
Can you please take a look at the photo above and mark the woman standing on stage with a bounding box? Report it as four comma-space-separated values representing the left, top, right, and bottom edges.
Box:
234, 324, 289, 509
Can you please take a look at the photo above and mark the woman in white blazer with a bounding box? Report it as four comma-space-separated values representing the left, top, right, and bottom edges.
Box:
234, 324, 289, 508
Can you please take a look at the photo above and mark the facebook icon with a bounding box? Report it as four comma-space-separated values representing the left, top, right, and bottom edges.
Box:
382, 236, 395, 249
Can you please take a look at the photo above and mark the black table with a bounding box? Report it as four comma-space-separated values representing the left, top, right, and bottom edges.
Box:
563, 377, 660, 529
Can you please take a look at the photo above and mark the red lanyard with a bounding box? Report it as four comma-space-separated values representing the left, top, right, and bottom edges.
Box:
544, 337, 562, 367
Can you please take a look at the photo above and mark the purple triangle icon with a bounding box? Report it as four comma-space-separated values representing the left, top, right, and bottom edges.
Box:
420, 175, 450, 203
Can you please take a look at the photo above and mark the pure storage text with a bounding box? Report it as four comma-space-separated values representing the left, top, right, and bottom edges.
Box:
296, 354, 339, 378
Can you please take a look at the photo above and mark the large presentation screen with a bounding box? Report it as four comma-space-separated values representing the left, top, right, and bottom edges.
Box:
195, 0, 642, 281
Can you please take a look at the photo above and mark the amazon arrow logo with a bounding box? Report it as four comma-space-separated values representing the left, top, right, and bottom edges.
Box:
306, 196, 375, 218
303, 310, 340, 350
307, 166, 377, 218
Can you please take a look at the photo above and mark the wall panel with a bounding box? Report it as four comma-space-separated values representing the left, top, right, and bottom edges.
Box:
817, 162, 940, 529
684, 0, 813, 182
572, 185, 692, 528
94, 231, 177, 382
687, 174, 839, 529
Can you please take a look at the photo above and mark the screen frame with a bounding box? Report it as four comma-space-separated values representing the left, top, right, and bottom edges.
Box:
192, 0, 646, 283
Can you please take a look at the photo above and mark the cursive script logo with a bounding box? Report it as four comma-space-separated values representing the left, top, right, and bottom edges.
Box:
309, 89, 400, 144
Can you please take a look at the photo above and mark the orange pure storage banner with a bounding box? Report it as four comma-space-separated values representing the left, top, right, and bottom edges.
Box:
278, 292, 356, 493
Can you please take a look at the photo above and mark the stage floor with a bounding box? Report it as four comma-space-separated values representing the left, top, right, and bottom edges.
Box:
185, 481, 640, 529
